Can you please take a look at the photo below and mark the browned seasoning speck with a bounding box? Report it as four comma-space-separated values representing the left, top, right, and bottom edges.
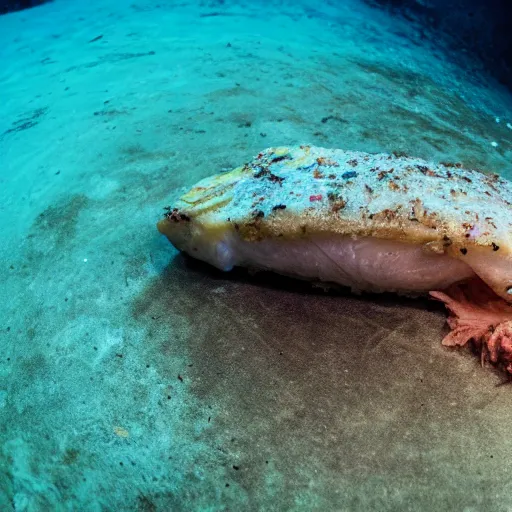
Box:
440, 162, 462, 169
377, 169, 394, 180
460, 248, 468, 255
269, 173, 284, 184
417, 165, 440, 177
165, 208, 191, 222
316, 157, 339, 167
492, 242, 500, 251
332, 201, 346, 213
327, 191, 347, 212
271, 155, 289, 163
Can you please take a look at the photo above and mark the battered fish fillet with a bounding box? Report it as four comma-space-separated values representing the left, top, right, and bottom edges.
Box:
157, 146, 512, 373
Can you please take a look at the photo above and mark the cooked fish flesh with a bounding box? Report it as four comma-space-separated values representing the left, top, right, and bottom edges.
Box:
157, 145, 512, 373
158, 145, 512, 300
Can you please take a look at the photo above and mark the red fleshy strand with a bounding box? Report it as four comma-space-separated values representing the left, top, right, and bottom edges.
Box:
430, 278, 512, 372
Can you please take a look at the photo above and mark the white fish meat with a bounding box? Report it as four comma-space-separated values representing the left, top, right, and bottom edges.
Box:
158, 146, 512, 373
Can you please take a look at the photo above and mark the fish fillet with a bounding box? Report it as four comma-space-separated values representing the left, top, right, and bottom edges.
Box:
157, 146, 512, 373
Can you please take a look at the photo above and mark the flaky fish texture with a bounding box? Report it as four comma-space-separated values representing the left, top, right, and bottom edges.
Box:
157, 145, 512, 374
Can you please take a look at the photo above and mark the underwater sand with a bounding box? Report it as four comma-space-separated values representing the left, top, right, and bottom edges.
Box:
2, 0, 512, 510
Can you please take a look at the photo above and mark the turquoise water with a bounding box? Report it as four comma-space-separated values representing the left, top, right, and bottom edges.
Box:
1, 1, 512, 510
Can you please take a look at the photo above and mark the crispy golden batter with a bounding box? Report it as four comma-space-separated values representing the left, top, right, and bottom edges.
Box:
158, 146, 512, 261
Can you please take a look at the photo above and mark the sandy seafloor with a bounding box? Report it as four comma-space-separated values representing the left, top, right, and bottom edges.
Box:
2, 0, 512, 510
